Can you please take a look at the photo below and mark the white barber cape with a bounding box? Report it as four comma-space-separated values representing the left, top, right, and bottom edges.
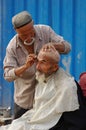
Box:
0, 68, 79, 130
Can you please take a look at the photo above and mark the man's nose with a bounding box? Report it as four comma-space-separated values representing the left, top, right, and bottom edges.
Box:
36, 62, 41, 71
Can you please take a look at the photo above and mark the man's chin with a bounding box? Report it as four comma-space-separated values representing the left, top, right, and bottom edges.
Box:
36, 71, 45, 83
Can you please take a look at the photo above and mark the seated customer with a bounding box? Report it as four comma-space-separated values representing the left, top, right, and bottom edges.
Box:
0, 44, 86, 130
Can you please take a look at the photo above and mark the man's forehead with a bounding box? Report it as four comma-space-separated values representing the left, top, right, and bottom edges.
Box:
16, 21, 34, 34
38, 52, 51, 62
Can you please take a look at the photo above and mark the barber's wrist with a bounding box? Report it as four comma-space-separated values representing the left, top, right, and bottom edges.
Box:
14, 65, 28, 77
23, 64, 29, 70
60, 41, 71, 54
60, 42, 67, 53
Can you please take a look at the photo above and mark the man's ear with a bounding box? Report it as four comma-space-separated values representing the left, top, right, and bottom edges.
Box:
53, 64, 59, 71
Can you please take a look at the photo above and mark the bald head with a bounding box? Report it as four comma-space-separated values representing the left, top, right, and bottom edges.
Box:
38, 44, 60, 63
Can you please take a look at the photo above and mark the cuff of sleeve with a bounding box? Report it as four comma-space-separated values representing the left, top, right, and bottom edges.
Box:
5, 68, 18, 81
61, 41, 71, 54
10, 68, 18, 78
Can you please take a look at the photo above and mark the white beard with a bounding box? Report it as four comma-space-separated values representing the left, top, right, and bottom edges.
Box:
36, 71, 46, 83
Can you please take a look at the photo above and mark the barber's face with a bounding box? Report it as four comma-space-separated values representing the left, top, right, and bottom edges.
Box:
16, 21, 35, 43
36, 53, 56, 75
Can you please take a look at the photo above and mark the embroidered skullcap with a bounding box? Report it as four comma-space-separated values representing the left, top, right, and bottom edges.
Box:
38, 44, 60, 63
12, 11, 32, 28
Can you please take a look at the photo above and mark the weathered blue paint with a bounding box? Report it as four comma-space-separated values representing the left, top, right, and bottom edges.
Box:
0, 0, 86, 108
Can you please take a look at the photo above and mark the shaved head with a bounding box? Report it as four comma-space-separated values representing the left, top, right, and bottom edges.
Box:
38, 44, 60, 63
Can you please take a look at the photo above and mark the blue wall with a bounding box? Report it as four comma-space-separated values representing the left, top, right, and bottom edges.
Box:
0, 0, 86, 108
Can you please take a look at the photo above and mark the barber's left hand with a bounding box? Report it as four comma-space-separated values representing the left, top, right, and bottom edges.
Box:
42, 43, 56, 52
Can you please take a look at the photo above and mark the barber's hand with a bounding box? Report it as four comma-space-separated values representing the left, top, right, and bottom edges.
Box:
25, 54, 37, 68
42, 43, 56, 52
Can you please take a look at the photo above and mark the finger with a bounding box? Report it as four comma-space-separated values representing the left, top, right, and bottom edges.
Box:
28, 54, 37, 60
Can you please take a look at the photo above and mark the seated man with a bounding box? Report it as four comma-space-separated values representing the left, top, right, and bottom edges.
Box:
0, 44, 86, 130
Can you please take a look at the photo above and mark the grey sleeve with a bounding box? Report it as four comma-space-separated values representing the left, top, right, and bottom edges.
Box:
49, 26, 71, 53
3, 48, 18, 82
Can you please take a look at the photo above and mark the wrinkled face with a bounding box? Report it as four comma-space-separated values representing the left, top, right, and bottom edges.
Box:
16, 21, 35, 43
36, 52, 58, 75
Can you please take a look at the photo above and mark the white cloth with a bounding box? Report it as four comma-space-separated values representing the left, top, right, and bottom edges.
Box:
0, 68, 79, 130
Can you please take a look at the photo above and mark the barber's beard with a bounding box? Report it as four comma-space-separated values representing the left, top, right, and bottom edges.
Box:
36, 71, 46, 83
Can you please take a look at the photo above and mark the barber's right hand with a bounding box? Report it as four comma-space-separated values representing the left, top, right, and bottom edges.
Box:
25, 54, 37, 68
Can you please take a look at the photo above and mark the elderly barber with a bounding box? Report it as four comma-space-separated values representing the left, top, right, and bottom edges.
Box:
3, 11, 71, 119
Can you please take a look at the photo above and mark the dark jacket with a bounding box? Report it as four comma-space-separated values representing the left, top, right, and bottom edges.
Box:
50, 81, 86, 130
